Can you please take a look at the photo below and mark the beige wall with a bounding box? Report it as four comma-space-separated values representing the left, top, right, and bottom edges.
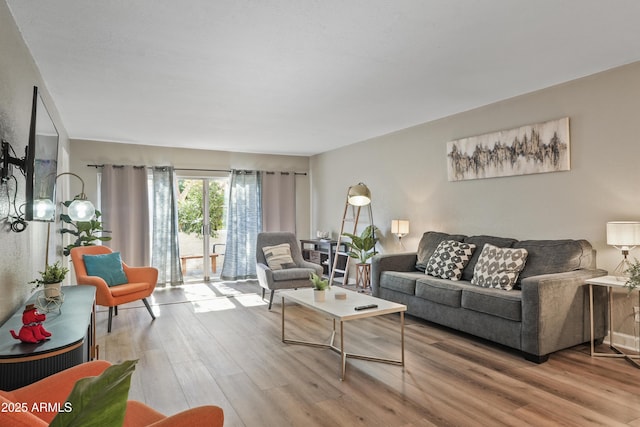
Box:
68, 139, 311, 240
0, 1, 70, 323
311, 61, 640, 339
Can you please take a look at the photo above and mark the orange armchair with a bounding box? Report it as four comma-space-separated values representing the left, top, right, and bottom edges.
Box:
71, 246, 158, 333
0, 361, 224, 427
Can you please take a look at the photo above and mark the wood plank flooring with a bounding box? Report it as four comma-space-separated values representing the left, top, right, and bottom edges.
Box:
97, 281, 640, 427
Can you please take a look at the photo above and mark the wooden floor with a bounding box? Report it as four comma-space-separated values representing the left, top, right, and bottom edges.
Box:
97, 281, 640, 427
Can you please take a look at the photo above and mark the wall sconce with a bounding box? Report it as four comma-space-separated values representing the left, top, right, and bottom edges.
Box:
606, 221, 640, 279
391, 219, 410, 240
34, 172, 95, 222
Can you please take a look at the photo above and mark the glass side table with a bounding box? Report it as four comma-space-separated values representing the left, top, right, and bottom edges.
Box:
586, 275, 640, 368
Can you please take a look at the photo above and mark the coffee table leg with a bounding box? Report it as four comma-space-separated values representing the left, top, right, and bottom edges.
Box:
281, 297, 286, 342
340, 320, 346, 381
401, 311, 405, 368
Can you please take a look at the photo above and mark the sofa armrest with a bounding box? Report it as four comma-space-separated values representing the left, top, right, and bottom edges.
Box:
371, 253, 418, 296
256, 262, 273, 289
298, 260, 324, 275
74, 274, 115, 307
3, 360, 111, 424
147, 405, 224, 427
520, 268, 608, 357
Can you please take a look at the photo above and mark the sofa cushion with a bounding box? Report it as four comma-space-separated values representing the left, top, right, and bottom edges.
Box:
470, 244, 528, 290
426, 240, 476, 280
513, 239, 593, 282
461, 287, 522, 321
271, 267, 315, 282
379, 271, 423, 295
461, 235, 518, 281
416, 231, 467, 271
415, 276, 464, 307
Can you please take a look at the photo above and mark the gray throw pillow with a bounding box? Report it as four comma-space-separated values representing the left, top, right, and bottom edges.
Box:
415, 231, 467, 271
425, 240, 476, 281
471, 243, 528, 290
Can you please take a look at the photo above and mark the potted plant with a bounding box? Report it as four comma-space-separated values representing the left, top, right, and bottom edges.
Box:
342, 225, 379, 289
342, 225, 379, 264
625, 258, 640, 293
30, 261, 69, 298
310, 272, 329, 302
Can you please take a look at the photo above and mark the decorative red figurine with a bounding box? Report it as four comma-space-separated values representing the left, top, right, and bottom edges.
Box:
9, 304, 52, 343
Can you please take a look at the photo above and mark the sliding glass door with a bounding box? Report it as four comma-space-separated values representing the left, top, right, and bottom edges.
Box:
177, 177, 228, 282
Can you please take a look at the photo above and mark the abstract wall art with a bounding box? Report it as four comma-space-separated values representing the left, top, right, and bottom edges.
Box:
447, 117, 570, 181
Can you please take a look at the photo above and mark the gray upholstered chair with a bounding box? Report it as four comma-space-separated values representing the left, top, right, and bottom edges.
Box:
256, 232, 323, 309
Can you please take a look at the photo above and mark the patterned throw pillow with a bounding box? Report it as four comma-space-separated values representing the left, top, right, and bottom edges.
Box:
470, 243, 528, 290
426, 240, 476, 280
262, 243, 296, 270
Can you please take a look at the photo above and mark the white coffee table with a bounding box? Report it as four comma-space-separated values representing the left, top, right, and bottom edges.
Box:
280, 287, 407, 380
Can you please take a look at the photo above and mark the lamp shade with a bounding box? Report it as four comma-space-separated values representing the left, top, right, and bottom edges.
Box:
347, 183, 371, 206
33, 199, 56, 221
68, 199, 96, 221
391, 219, 410, 237
606, 221, 640, 248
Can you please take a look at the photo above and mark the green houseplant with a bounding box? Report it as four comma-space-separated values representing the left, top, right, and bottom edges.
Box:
624, 258, 640, 292
342, 225, 379, 264
30, 261, 69, 297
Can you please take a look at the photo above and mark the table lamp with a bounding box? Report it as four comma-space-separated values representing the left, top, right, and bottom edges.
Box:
606, 221, 640, 280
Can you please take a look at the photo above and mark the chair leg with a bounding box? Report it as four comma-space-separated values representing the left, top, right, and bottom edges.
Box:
268, 290, 275, 310
114, 306, 118, 316
261, 288, 265, 300
108, 307, 113, 333
142, 298, 156, 320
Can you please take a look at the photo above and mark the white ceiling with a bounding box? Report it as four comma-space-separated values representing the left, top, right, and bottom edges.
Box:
6, 1, 640, 156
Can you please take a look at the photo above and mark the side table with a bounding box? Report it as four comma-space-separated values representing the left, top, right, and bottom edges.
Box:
586, 275, 640, 368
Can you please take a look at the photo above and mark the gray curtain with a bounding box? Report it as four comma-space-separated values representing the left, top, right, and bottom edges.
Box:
152, 166, 183, 285
221, 170, 261, 280
261, 171, 296, 233
101, 165, 150, 266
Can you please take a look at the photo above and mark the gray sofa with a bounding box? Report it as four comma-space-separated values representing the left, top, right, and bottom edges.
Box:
371, 231, 608, 362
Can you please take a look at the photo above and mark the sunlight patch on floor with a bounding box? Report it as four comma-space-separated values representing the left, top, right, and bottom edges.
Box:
191, 297, 237, 313
211, 281, 243, 296
183, 283, 219, 301
235, 294, 268, 307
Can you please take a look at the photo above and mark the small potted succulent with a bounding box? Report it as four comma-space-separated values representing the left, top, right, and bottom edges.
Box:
310, 272, 329, 302
30, 261, 69, 298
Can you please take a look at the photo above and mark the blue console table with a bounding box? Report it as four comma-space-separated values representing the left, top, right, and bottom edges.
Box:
0, 285, 96, 390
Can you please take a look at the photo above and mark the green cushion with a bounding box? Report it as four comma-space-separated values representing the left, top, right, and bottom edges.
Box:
83, 252, 128, 287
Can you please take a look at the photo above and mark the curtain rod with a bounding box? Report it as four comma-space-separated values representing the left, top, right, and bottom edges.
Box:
86, 164, 307, 175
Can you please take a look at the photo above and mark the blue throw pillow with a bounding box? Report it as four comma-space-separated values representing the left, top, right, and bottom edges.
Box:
83, 252, 128, 287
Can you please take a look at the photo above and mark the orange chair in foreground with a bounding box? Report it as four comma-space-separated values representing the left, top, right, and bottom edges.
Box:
0, 361, 224, 426
71, 246, 158, 333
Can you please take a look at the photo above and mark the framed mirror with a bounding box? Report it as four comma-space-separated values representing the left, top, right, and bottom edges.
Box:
25, 86, 60, 221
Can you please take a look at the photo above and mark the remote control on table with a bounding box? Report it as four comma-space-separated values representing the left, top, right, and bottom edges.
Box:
354, 304, 378, 311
